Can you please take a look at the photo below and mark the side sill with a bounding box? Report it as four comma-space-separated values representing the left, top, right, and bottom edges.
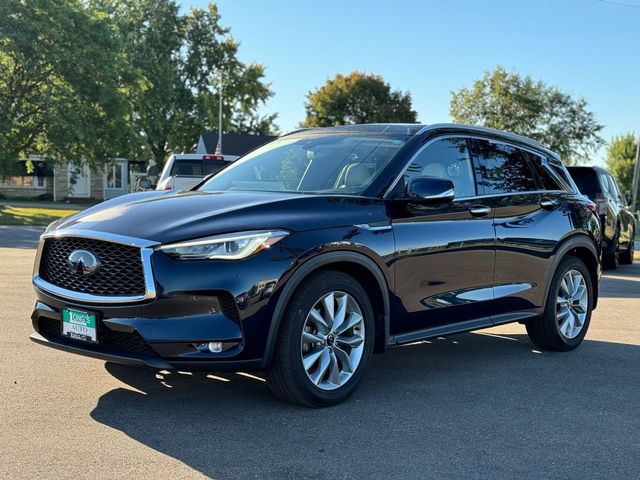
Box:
389, 309, 542, 346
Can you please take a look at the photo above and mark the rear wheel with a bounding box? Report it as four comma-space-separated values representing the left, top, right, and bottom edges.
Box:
603, 228, 620, 269
526, 256, 593, 351
619, 230, 635, 265
267, 270, 374, 407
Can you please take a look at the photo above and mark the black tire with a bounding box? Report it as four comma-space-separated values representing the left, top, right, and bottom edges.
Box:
603, 229, 620, 269
526, 256, 593, 352
619, 230, 635, 265
266, 270, 375, 407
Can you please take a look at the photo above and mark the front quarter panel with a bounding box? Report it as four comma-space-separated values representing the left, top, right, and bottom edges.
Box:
151, 224, 395, 362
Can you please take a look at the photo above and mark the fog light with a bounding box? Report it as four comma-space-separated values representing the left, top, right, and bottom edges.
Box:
208, 341, 223, 353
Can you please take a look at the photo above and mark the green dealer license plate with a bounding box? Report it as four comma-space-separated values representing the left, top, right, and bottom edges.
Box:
61, 308, 98, 343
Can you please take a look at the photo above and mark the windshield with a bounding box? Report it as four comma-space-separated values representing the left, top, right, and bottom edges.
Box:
198, 132, 408, 195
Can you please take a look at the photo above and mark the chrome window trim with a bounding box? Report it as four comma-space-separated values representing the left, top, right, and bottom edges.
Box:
33, 230, 158, 304
384, 133, 572, 199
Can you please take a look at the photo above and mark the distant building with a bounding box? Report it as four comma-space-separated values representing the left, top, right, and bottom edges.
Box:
0, 156, 130, 202
196, 132, 276, 157
0, 156, 53, 199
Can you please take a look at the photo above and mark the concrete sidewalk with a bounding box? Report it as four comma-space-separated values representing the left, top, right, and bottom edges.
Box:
0, 200, 93, 210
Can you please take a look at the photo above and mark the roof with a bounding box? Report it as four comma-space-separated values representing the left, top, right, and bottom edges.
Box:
283, 123, 559, 159
286, 123, 426, 137
421, 123, 557, 158
197, 132, 277, 156
565, 165, 605, 172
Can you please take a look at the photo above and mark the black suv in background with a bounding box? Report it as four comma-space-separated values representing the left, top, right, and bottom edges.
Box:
31, 124, 602, 407
567, 166, 635, 268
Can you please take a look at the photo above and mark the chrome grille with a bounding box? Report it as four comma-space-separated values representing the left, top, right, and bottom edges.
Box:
39, 237, 146, 296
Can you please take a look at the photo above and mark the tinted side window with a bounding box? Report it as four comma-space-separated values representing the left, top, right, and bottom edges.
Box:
597, 172, 611, 195
524, 152, 560, 190
403, 138, 476, 198
473, 140, 537, 194
607, 174, 624, 201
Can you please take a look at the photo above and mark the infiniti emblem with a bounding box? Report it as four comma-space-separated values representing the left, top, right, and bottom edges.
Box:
68, 250, 100, 276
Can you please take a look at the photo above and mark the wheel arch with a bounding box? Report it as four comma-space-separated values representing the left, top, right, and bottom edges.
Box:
548, 235, 600, 309
261, 251, 390, 369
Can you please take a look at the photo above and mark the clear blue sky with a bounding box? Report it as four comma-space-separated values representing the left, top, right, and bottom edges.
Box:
183, 0, 640, 163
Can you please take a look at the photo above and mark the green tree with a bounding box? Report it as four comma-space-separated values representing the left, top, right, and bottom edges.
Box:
450, 66, 604, 165
0, 0, 131, 173
606, 133, 638, 197
99, 0, 277, 166
301, 72, 417, 127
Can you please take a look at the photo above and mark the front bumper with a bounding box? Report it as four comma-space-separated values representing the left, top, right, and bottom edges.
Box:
29, 332, 262, 371
30, 292, 264, 371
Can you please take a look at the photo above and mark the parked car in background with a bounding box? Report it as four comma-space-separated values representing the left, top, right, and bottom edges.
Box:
156, 153, 237, 191
566, 166, 635, 268
31, 124, 602, 407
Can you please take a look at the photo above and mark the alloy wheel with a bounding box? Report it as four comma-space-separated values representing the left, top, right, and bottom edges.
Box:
300, 291, 365, 391
556, 269, 589, 339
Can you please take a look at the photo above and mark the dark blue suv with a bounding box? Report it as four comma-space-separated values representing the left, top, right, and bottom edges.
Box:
31, 124, 601, 406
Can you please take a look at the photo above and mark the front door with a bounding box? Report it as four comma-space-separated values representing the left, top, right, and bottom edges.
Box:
389, 137, 496, 335
69, 165, 90, 198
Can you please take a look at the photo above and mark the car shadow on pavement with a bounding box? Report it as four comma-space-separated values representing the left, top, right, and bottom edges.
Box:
90, 332, 640, 480
600, 263, 640, 298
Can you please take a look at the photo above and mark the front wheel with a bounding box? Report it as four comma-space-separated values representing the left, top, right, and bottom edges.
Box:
619, 230, 635, 265
603, 229, 620, 269
526, 256, 593, 351
267, 270, 375, 407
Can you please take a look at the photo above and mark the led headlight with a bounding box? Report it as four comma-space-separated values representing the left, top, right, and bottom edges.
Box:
159, 230, 289, 260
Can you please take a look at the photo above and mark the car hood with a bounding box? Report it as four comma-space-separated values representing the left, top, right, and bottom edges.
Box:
49, 190, 388, 244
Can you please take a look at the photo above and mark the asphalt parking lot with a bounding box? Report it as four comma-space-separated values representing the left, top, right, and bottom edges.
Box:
1, 227, 638, 479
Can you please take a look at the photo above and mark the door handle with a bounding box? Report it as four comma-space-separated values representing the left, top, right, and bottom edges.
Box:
469, 205, 491, 217
539, 198, 556, 210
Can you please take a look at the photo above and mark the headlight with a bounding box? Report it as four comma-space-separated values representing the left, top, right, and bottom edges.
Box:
159, 230, 289, 260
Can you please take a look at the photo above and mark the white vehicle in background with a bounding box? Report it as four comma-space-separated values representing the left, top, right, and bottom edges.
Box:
156, 153, 237, 191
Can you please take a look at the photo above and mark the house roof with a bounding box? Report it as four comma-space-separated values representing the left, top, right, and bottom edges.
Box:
197, 132, 277, 156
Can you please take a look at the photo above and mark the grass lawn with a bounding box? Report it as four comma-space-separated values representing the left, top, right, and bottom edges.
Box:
0, 205, 80, 226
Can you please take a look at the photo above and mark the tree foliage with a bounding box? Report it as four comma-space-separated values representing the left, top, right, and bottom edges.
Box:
0, 0, 277, 172
606, 133, 638, 196
99, 0, 277, 165
0, 0, 130, 173
450, 66, 604, 165
301, 72, 417, 127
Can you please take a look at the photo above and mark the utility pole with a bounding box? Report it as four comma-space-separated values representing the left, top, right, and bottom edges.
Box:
632, 131, 640, 212
215, 75, 223, 156
218, 76, 223, 153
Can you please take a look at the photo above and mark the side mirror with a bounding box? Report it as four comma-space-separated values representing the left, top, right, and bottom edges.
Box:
138, 179, 152, 189
406, 176, 455, 204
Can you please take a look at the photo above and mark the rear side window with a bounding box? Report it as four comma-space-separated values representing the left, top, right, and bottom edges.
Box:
171, 160, 203, 177
170, 160, 227, 177
473, 140, 536, 194
597, 171, 612, 195
524, 152, 560, 190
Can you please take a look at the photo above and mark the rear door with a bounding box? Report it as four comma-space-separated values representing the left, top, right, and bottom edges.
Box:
470, 138, 566, 320
606, 173, 635, 247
